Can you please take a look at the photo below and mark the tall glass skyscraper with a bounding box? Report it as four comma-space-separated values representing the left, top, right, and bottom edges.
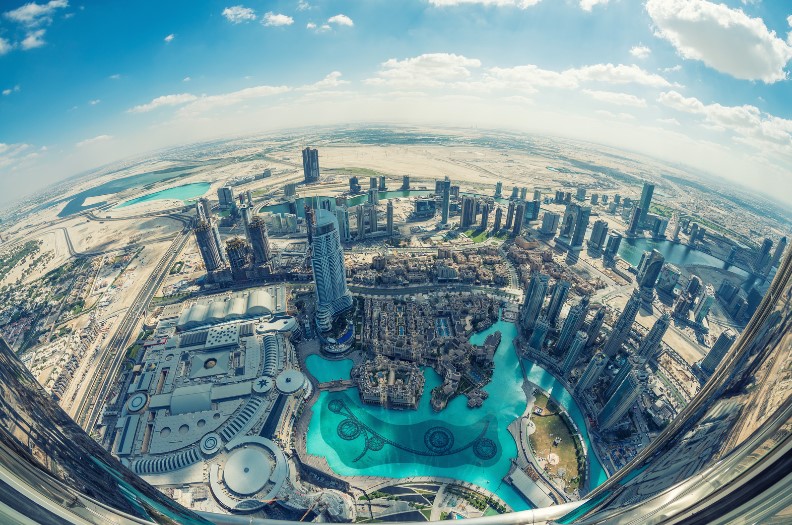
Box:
311, 209, 353, 332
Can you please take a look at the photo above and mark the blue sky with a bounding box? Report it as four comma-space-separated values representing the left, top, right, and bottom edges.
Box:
1, 0, 791, 206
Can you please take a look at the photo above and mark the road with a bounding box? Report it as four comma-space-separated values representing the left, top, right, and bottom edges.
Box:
73, 228, 190, 433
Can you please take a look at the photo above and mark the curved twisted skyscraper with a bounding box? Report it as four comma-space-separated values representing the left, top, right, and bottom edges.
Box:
310, 209, 353, 332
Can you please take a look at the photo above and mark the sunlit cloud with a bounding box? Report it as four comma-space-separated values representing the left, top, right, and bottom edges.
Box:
164, 33, 175, 43
327, 14, 354, 27
222, 5, 256, 23
128, 93, 198, 113
76, 134, 112, 148
263, 12, 294, 26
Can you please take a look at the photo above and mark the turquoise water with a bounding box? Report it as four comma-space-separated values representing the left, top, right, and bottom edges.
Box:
118, 182, 211, 208
305, 319, 608, 511
305, 355, 354, 382
618, 237, 748, 278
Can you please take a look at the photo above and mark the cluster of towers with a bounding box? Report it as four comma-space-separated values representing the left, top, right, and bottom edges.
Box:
519, 270, 678, 432
193, 191, 273, 282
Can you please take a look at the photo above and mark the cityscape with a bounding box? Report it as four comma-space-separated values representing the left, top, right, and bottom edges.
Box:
0, 126, 788, 520
1, 1, 791, 523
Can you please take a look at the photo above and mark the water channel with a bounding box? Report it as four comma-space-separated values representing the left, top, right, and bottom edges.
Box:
304, 319, 607, 511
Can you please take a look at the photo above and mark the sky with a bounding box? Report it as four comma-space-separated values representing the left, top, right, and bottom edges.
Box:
1, 0, 791, 207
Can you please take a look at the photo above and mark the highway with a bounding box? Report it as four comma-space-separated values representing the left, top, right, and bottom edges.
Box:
73, 227, 190, 433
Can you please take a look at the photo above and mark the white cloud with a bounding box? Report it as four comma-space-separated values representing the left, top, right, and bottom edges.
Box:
109, 73, 121, 80
366, 53, 482, 88
0, 37, 12, 55
263, 12, 294, 26
0, 143, 37, 170
306, 22, 316, 29
2, 85, 20, 96
89, 99, 100, 105
580, 0, 609, 11
76, 135, 112, 148
298, 71, 349, 91
630, 45, 651, 59
368, 55, 673, 93
21, 29, 46, 49
183, 76, 191, 82
427, 0, 541, 7
646, 0, 792, 83
327, 14, 354, 27
2, 89, 10, 96
222, 5, 256, 23
658, 90, 792, 151
573, 63, 673, 87
178, 85, 291, 115
660, 64, 682, 72
657, 117, 680, 125
583, 89, 647, 107
164, 33, 175, 43
3, 0, 68, 26
595, 109, 636, 120
297, 1, 311, 10
128, 93, 198, 113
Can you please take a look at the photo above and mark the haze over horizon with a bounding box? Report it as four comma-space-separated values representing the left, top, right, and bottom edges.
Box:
1, 0, 791, 206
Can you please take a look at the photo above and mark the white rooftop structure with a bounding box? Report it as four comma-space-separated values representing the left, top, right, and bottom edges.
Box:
176, 287, 286, 331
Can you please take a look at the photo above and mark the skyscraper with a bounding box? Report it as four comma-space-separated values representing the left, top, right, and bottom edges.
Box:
441, 176, 451, 224
311, 209, 353, 332
699, 329, 737, 379
589, 219, 609, 251
510, 186, 519, 200
217, 186, 234, 208
546, 280, 571, 327
461, 196, 476, 229
533, 189, 542, 202
349, 176, 361, 193
637, 249, 665, 306
386, 200, 394, 236
505, 201, 515, 230
575, 351, 608, 395
586, 307, 606, 347
637, 313, 670, 359
302, 147, 320, 183
368, 204, 378, 234
603, 289, 641, 357
520, 187, 528, 200
755, 238, 773, 274
521, 273, 549, 331
378, 176, 387, 191
479, 203, 489, 230
402, 175, 410, 190
225, 237, 251, 280
494, 181, 503, 199
627, 206, 642, 235
576, 187, 586, 201
197, 197, 211, 220
355, 204, 365, 239
528, 316, 550, 352
571, 206, 591, 247
557, 297, 589, 353
606, 354, 646, 400
512, 201, 525, 236
639, 182, 654, 224
598, 370, 641, 430
194, 220, 224, 272
540, 211, 560, 236
493, 206, 503, 231
769, 236, 787, 271
335, 207, 351, 243
562, 331, 588, 377
657, 264, 681, 294
248, 216, 272, 267
694, 286, 715, 323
